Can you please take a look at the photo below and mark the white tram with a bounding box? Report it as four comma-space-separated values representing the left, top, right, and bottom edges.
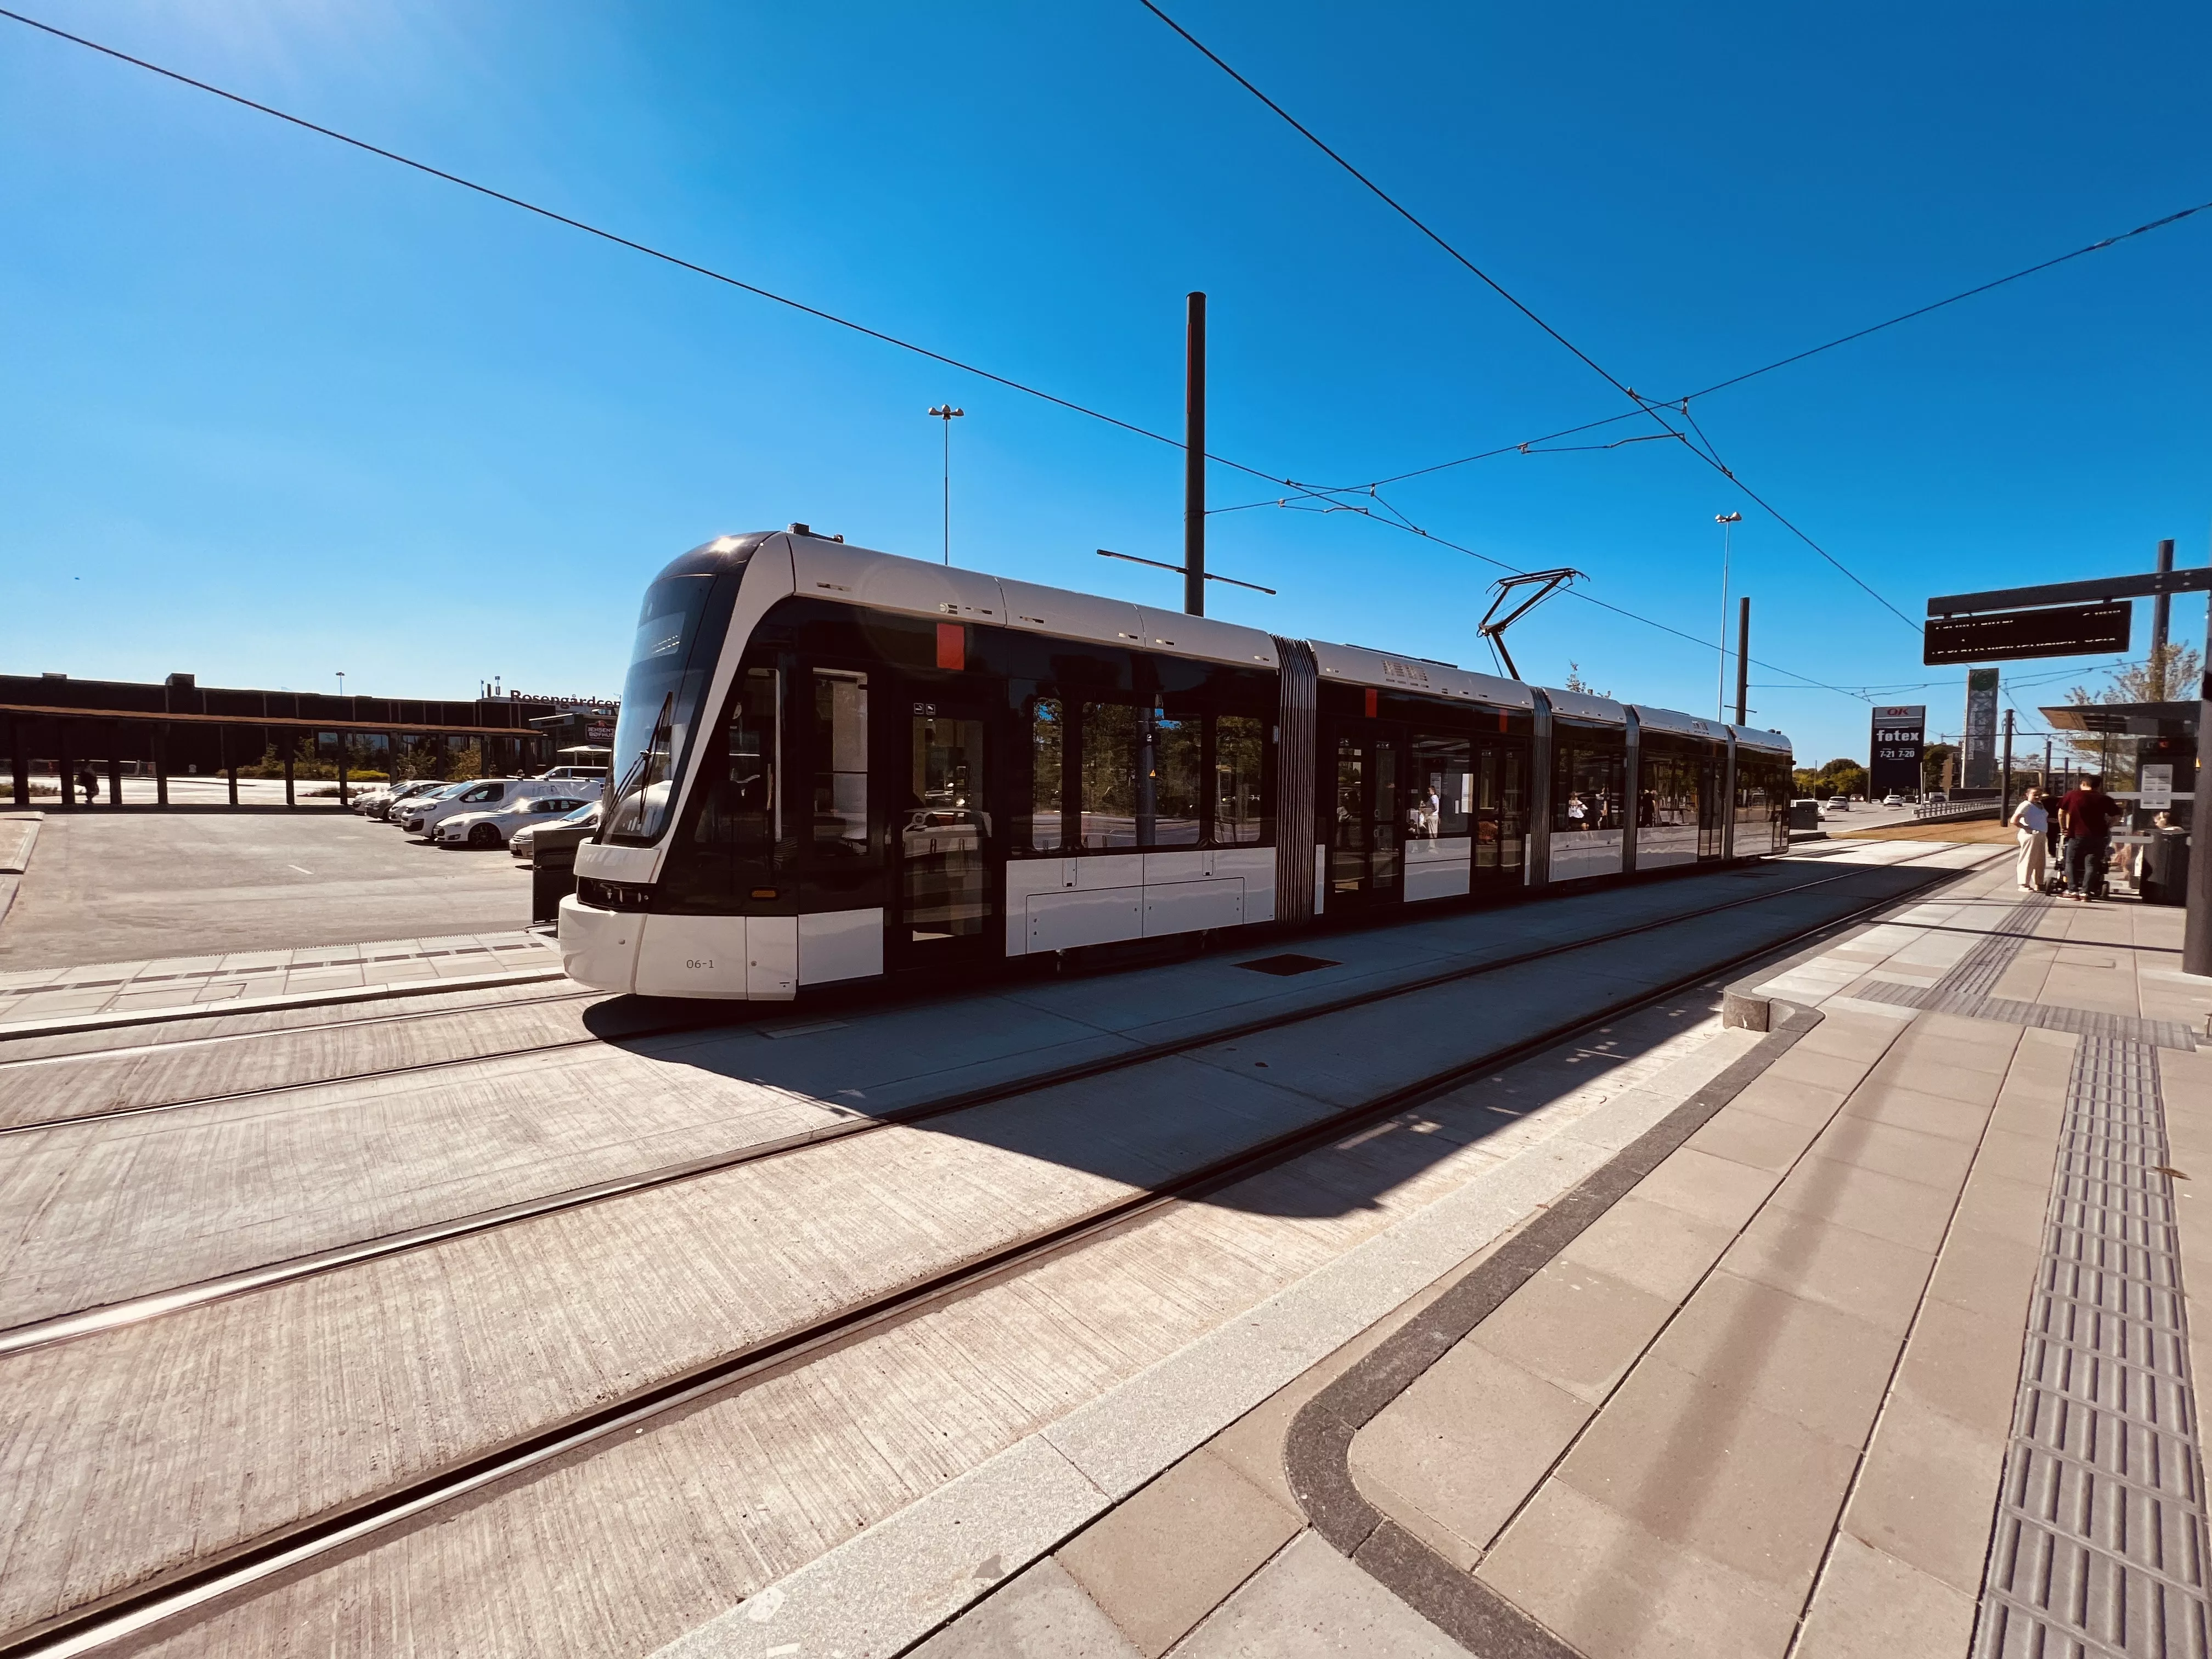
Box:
560, 528, 1794, 1000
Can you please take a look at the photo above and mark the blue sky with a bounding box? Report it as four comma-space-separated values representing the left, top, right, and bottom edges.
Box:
2, 1, 2206, 766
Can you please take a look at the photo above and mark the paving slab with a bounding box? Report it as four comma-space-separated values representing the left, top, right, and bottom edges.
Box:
885, 847, 2212, 1659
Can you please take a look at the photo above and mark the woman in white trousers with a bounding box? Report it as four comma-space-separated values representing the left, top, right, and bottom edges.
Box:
2010, 788, 2049, 891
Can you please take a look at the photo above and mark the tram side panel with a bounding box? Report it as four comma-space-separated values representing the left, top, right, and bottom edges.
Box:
564, 532, 1791, 1002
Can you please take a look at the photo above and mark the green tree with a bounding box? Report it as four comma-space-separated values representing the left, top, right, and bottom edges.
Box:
1562, 662, 1612, 699
1921, 743, 1957, 792
2056, 642, 2201, 786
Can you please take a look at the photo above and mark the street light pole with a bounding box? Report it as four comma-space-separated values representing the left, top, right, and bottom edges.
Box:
1714, 513, 1742, 721
928, 405, 964, 565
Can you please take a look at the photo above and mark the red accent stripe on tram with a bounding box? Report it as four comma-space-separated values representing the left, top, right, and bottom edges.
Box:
936, 623, 965, 671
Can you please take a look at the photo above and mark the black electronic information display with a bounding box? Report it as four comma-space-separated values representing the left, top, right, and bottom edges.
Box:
1869, 704, 1926, 798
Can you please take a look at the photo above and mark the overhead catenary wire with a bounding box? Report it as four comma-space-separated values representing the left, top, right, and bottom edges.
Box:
1133, 0, 2194, 641
1324, 497, 1878, 707
0, 4, 1306, 493
9, 3, 1978, 706
1353, 197, 2212, 492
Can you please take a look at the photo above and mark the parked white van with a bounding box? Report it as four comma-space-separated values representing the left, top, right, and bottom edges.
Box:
402, 777, 601, 838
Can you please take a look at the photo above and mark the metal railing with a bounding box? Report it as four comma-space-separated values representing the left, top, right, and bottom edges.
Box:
1914, 798, 1999, 822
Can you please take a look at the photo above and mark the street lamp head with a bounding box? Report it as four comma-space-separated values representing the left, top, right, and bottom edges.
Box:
1716, 512, 1742, 524
929, 405, 965, 420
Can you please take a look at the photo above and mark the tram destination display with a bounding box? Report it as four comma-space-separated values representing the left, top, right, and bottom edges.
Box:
1869, 705, 1925, 798
1922, 601, 2130, 665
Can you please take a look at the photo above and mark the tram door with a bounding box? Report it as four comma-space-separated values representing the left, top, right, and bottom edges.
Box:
1327, 721, 1404, 909
893, 699, 997, 967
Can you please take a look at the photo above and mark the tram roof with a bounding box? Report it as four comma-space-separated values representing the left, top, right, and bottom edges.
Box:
667, 530, 1785, 750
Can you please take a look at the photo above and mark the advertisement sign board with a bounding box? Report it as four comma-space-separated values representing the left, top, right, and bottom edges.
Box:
1869, 704, 1926, 798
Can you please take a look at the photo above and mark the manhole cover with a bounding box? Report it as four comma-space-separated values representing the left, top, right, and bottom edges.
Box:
1237, 953, 1342, 977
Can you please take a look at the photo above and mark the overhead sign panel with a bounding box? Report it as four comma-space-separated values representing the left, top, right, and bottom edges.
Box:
1922, 602, 2130, 665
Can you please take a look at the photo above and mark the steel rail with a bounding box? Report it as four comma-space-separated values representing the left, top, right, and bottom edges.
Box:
1, 850, 1938, 1141
4, 842, 2005, 1658
0, 848, 1979, 1357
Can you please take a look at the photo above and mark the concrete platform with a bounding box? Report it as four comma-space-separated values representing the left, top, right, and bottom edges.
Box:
0, 840, 2007, 1655
898, 854, 2212, 1659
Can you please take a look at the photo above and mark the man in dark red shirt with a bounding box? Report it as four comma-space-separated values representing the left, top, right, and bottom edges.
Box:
2058, 774, 2123, 901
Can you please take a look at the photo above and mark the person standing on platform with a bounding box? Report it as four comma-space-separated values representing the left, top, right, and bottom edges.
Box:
2008, 787, 2049, 892
2057, 774, 2123, 902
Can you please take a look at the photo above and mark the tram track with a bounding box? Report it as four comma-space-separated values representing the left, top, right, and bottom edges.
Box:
0, 847, 1990, 1357
4, 879, 1723, 1133
0, 847, 1943, 1134
2, 842, 2006, 1658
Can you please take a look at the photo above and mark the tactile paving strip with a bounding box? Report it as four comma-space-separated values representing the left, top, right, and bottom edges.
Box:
1843, 894, 2199, 1053
1938, 896, 2062, 1004
1973, 1034, 2212, 1657
1846, 980, 2198, 1052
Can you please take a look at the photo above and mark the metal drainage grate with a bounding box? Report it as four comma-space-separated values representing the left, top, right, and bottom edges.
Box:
1974, 1034, 2212, 1657
1236, 953, 1342, 977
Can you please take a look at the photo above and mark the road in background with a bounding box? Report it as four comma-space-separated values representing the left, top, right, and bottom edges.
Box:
0, 811, 528, 969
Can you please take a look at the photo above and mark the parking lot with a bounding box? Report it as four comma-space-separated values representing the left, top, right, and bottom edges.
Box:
0, 809, 534, 970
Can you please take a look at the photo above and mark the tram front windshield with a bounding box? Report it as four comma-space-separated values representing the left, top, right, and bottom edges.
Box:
605, 573, 726, 843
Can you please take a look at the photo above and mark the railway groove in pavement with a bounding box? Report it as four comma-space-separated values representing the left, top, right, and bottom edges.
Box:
1, 849, 1974, 1357
0, 857, 1901, 1132
0, 845, 2001, 1657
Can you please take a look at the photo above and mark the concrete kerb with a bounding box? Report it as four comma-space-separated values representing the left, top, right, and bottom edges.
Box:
1281, 998, 1827, 1657
0, 815, 35, 934
0, 813, 39, 874
0, 968, 568, 1042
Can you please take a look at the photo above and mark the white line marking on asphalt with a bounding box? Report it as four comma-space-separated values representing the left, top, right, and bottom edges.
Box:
287, 865, 313, 875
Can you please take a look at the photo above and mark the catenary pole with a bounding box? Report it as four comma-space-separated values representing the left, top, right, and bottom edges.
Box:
2001, 707, 2015, 822
2153, 538, 2176, 698
1734, 597, 1751, 726
1184, 292, 1206, 617
2188, 578, 2212, 975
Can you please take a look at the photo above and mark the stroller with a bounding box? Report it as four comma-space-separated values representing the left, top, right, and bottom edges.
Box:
2041, 831, 2110, 899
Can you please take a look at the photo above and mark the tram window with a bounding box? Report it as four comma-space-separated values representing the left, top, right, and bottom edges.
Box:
1028, 697, 1064, 851
1150, 713, 1201, 847
703, 668, 778, 855
1736, 753, 1790, 850
1499, 749, 1528, 870
1409, 736, 1471, 840
1331, 735, 1365, 893
1640, 753, 1696, 827
1081, 703, 1140, 848
811, 670, 868, 858
1552, 737, 1624, 832
1215, 714, 1263, 844
1474, 749, 1499, 868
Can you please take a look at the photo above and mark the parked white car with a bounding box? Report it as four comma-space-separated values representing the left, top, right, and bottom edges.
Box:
403, 777, 600, 838
368, 778, 455, 821
438, 792, 599, 849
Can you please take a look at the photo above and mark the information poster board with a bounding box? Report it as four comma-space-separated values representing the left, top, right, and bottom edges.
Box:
1869, 705, 1926, 798
2141, 763, 2175, 811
